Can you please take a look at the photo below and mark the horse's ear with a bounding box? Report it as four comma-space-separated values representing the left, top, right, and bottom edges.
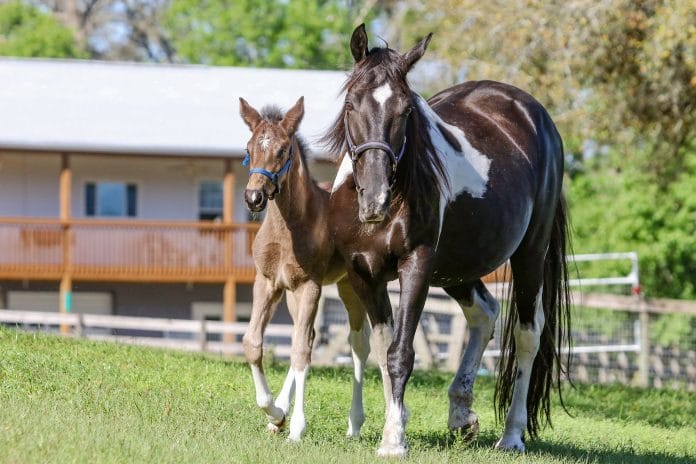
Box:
402, 33, 432, 71
239, 97, 262, 131
350, 23, 369, 63
280, 96, 304, 136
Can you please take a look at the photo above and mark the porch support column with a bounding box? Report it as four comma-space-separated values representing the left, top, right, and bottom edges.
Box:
59, 153, 73, 333
222, 158, 237, 341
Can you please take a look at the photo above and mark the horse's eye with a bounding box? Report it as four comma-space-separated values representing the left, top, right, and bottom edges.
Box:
345, 101, 354, 111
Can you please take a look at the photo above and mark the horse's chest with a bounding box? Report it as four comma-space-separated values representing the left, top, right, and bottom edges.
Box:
255, 240, 320, 289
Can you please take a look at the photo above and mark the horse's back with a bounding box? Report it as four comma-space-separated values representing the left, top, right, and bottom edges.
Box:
428, 81, 564, 285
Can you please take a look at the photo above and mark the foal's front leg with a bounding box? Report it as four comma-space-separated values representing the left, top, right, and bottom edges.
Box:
378, 245, 435, 458
286, 280, 322, 441
242, 275, 285, 429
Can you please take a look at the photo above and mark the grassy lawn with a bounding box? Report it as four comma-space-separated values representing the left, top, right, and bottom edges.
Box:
0, 327, 694, 463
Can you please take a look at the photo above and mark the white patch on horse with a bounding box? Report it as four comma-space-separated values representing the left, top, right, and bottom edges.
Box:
258, 133, 271, 150
347, 326, 370, 437
331, 153, 353, 193
495, 286, 544, 452
378, 399, 408, 457
372, 83, 393, 107
414, 94, 492, 239
288, 366, 309, 441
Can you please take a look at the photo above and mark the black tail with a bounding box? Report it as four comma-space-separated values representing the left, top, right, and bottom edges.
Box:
495, 195, 573, 438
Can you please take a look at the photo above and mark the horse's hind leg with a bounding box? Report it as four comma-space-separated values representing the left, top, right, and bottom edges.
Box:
495, 254, 545, 452
444, 280, 499, 441
242, 275, 285, 429
285, 280, 322, 441
337, 278, 371, 437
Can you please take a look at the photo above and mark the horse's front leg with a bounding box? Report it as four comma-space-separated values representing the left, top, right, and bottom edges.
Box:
242, 275, 285, 430
285, 280, 322, 441
378, 245, 435, 458
337, 277, 370, 438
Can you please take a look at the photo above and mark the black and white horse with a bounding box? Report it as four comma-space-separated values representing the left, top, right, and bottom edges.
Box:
325, 24, 572, 456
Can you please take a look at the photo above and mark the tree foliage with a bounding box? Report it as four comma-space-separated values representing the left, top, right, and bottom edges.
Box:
0, 0, 85, 58
30, 0, 174, 61
385, 0, 696, 183
164, 0, 358, 69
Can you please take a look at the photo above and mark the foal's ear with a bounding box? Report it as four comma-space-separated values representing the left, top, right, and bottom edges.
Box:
280, 96, 304, 136
239, 97, 262, 131
350, 23, 369, 63
402, 33, 433, 71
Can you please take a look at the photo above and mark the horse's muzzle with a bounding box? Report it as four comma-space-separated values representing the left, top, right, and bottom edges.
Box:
358, 189, 390, 224
244, 188, 268, 213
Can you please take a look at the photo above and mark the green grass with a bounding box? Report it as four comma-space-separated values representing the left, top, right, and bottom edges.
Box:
1, 327, 694, 463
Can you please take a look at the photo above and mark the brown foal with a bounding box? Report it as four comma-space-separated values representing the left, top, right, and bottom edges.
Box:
238, 97, 391, 441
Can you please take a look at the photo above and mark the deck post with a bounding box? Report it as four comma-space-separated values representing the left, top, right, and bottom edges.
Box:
223, 159, 237, 342
59, 153, 72, 334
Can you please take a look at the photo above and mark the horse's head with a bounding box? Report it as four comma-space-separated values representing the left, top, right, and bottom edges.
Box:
239, 97, 304, 212
342, 24, 432, 223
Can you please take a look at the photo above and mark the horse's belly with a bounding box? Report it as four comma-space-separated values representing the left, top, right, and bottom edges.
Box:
431, 195, 531, 286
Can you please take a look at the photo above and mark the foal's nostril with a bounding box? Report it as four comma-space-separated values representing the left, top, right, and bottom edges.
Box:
251, 191, 263, 206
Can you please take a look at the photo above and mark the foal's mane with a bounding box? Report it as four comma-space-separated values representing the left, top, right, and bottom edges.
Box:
320, 48, 446, 221
259, 105, 311, 167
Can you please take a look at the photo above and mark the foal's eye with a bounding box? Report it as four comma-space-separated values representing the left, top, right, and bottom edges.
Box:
276, 148, 284, 158
345, 101, 354, 111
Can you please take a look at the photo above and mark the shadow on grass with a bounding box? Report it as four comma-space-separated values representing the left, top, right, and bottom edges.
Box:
400, 429, 694, 464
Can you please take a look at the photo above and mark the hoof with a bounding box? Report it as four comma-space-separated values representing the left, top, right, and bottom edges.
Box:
494, 434, 526, 453
449, 413, 479, 443
265, 416, 286, 434
376, 445, 408, 459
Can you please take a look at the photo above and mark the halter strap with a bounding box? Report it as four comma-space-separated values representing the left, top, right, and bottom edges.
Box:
242, 142, 294, 198
343, 113, 406, 188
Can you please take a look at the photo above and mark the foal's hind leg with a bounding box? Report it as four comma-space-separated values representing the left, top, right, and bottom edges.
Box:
444, 281, 499, 441
285, 280, 322, 441
495, 257, 545, 452
243, 275, 285, 429
337, 278, 371, 438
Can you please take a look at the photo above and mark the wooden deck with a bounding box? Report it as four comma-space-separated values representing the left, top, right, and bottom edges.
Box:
0, 217, 259, 284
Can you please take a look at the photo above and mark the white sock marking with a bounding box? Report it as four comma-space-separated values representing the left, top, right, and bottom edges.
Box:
496, 286, 544, 452
288, 366, 309, 441
347, 326, 370, 437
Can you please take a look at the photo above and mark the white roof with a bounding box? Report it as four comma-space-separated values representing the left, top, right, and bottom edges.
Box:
0, 58, 348, 158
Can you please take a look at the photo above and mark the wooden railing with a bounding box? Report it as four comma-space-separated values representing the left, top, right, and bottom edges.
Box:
0, 217, 260, 283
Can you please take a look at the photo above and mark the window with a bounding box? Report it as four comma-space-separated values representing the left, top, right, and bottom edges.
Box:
85, 182, 137, 217
198, 181, 223, 221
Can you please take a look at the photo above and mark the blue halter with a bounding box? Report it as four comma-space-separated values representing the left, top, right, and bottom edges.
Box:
242, 142, 294, 197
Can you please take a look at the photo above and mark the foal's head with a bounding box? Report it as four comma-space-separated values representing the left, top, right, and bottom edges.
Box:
239, 97, 304, 212
334, 24, 432, 223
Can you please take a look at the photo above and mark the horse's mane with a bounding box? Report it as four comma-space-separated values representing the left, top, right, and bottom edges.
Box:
260, 105, 311, 167
320, 48, 447, 221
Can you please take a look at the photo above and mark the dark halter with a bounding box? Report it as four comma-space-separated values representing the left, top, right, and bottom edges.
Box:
344, 113, 406, 189
242, 141, 294, 199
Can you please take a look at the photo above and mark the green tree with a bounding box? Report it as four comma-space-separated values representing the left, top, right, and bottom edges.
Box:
384, 0, 696, 184
164, 0, 359, 69
0, 0, 85, 58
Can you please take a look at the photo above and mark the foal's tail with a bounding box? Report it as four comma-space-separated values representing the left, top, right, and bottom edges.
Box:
495, 195, 573, 439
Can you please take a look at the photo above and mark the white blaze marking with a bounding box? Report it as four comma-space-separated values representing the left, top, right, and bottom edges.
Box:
414, 94, 492, 240
331, 153, 353, 193
259, 133, 271, 150
372, 83, 393, 107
